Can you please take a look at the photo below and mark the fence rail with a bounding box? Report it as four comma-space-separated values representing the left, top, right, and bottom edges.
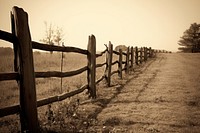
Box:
37, 84, 88, 107
0, 30, 18, 43
0, 72, 19, 81
96, 49, 107, 57
32, 41, 88, 55
35, 66, 88, 78
0, 6, 167, 132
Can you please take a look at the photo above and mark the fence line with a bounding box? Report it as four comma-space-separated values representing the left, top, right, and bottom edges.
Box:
0, 6, 163, 132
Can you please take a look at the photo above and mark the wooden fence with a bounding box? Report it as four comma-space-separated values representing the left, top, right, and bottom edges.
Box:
0, 6, 155, 132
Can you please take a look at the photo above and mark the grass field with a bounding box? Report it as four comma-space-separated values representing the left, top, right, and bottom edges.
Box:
3, 48, 199, 132
0, 47, 121, 132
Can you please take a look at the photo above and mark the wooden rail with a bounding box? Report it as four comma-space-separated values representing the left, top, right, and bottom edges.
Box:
37, 84, 88, 107
32, 41, 88, 55
35, 66, 88, 78
96, 62, 107, 68
0, 30, 18, 43
96, 49, 107, 57
0, 105, 20, 117
0, 72, 19, 81
0, 6, 157, 132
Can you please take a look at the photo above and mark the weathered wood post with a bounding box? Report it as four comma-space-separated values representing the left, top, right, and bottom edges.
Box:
140, 47, 143, 64
87, 35, 96, 98
130, 46, 134, 70
143, 47, 146, 62
149, 47, 152, 58
147, 47, 149, 60
135, 46, 138, 65
153, 49, 155, 57
12, 6, 39, 132
118, 49, 122, 79
105, 42, 113, 87
144, 47, 147, 62
125, 47, 130, 74
152, 48, 155, 57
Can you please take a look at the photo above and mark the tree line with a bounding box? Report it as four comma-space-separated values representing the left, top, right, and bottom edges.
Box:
178, 23, 200, 53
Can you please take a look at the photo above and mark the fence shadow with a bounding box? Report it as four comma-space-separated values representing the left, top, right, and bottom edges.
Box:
85, 58, 156, 120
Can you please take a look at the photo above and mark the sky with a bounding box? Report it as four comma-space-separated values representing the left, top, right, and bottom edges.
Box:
0, 0, 200, 52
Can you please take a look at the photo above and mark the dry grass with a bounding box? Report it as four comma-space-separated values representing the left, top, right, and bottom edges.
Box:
0, 48, 19, 108
2, 51, 200, 132
0, 48, 116, 132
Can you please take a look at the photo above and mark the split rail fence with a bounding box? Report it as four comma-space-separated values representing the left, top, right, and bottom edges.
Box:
0, 7, 155, 132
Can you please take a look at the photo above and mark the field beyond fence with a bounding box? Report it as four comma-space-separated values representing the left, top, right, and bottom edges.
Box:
0, 6, 169, 132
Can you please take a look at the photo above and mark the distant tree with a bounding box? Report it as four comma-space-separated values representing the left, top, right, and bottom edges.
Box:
40, 22, 64, 54
54, 27, 63, 46
178, 23, 200, 53
41, 22, 54, 45
115, 45, 128, 52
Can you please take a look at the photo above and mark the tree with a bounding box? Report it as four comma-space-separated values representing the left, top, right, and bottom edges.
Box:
178, 23, 200, 53
115, 45, 128, 52
40, 22, 64, 53
54, 27, 63, 46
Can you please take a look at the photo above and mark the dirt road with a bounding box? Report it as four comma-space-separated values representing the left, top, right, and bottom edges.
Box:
83, 53, 200, 133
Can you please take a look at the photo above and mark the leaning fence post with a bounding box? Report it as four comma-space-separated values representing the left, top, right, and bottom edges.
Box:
135, 46, 138, 65
130, 46, 134, 70
125, 47, 130, 74
12, 6, 38, 132
105, 42, 113, 87
118, 49, 122, 79
87, 35, 96, 98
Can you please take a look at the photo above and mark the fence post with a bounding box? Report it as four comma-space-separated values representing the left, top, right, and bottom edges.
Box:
144, 47, 147, 62
125, 47, 130, 74
12, 7, 38, 132
147, 47, 149, 59
140, 47, 143, 64
105, 41, 113, 87
149, 47, 152, 58
130, 46, 134, 70
135, 46, 138, 65
87, 35, 96, 98
118, 49, 122, 79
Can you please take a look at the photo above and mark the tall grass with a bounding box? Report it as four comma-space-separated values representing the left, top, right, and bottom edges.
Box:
0, 47, 119, 132
0, 47, 14, 72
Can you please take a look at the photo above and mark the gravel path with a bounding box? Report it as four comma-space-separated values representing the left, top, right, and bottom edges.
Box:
91, 53, 200, 133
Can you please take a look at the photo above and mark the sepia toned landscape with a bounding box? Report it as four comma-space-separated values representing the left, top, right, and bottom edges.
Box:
1, 0, 200, 132
1, 47, 200, 132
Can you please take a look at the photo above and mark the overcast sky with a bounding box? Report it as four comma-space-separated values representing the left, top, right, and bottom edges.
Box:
0, 0, 200, 52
